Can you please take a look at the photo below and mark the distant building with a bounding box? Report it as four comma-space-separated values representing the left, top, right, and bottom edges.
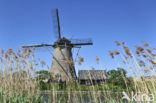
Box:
78, 70, 107, 85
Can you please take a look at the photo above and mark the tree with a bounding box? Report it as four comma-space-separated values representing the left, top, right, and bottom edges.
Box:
35, 70, 52, 81
35, 70, 53, 90
107, 68, 127, 88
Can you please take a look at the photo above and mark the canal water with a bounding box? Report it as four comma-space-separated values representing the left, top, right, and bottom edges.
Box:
41, 91, 124, 103
41, 91, 155, 103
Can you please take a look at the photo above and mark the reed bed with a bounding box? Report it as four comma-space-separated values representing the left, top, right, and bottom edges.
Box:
0, 48, 42, 102
0, 41, 156, 103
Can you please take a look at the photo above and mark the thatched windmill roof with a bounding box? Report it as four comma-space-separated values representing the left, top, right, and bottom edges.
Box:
78, 70, 107, 80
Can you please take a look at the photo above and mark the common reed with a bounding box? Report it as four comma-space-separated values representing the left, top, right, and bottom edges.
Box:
0, 48, 42, 102
108, 41, 156, 101
0, 41, 156, 103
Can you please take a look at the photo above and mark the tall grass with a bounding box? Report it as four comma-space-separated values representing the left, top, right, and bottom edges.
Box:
0, 41, 156, 103
0, 48, 42, 102
107, 41, 156, 102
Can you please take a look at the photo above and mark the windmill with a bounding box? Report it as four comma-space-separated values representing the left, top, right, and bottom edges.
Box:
22, 9, 93, 81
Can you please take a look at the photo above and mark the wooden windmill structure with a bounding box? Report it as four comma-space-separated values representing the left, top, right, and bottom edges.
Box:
22, 9, 93, 81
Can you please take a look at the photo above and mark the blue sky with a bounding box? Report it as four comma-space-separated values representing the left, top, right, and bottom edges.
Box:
0, 0, 156, 74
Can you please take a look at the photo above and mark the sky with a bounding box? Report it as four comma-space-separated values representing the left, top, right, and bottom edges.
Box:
0, 0, 156, 75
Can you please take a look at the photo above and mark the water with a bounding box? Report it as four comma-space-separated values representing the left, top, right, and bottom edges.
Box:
41, 91, 122, 103
41, 91, 155, 103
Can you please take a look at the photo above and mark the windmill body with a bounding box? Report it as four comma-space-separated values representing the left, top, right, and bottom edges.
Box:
51, 38, 77, 81
21, 9, 93, 82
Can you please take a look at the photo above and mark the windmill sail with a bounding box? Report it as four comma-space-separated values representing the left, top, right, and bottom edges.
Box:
52, 9, 61, 40
71, 38, 93, 46
22, 44, 53, 48
21, 8, 93, 82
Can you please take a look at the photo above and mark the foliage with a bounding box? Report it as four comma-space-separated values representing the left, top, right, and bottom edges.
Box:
35, 68, 135, 92
35, 70, 53, 81
35, 70, 54, 90
107, 68, 134, 90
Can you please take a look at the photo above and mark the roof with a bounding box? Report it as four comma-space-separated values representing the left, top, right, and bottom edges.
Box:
78, 70, 107, 80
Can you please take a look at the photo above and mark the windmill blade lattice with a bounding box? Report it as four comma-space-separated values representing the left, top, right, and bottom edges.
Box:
71, 38, 93, 46
51, 9, 61, 40
22, 44, 54, 48
21, 44, 54, 52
